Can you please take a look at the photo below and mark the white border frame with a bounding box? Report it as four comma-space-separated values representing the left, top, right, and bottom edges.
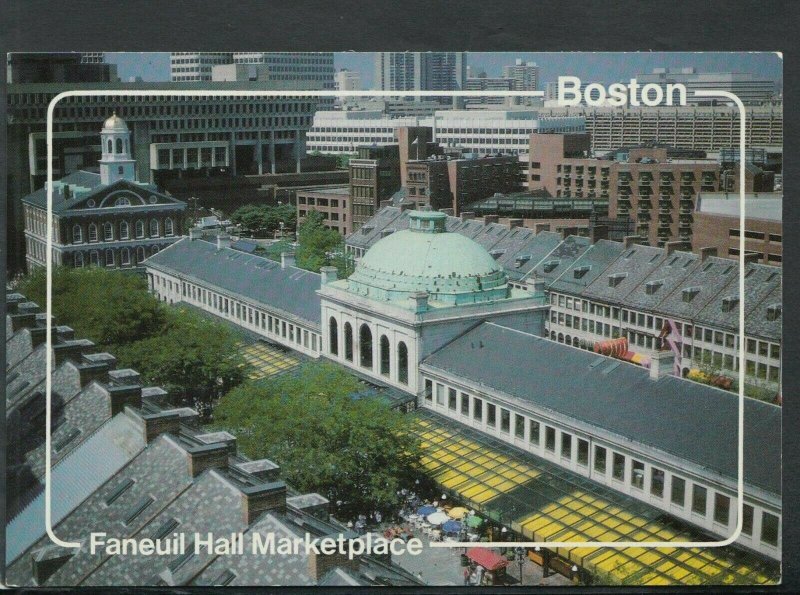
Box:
43, 88, 748, 553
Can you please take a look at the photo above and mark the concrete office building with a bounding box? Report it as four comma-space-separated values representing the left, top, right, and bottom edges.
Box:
464, 76, 514, 106
375, 52, 466, 105
335, 69, 361, 91
21, 114, 186, 271
339, 99, 447, 118
232, 53, 335, 89
635, 68, 777, 105
7, 52, 117, 84
537, 105, 783, 153
210, 63, 270, 82
6, 80, 322, 271
170, 52, 234, 81
307, 109, 585, 156
503, 59, 540, 92
296, 185, 351, 235
692, 193, 783, 265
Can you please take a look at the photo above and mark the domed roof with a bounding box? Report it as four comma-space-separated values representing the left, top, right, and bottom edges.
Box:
102, 112, 128, 132
347, 210, 510, 306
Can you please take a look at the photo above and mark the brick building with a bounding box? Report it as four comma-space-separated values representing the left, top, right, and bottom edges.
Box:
348, 145, 402, 230
296, 185, 351, 235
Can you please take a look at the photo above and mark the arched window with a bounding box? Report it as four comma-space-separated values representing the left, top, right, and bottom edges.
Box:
116, 138, 123, 153
135, 220, 145, 238
103, 222, 114, 241
107, 139, 113, 154
72, 224, 82, 244
150, 219, 160, 237
151, 245, 160, 256
329, 317, 339, 356
74, 252, 84, 268
104, 249, 115, 267
573, 336, 579, 348
165, 218, 174, 236
88, 223, 98, 243
136, 246, 146, 263
117, 166, 124, 175
379, 335, 390, 377
344, 322, 353, 362
359, 324, 373, 369
114, 196, 131, 206
398, 341, 409, 385
557, 333, 564, 343
119, 220, 129, 239
89, 250, 99, 266
121, 248, 131, 266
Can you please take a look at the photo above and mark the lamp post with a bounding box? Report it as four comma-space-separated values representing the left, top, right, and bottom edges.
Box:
515, 547, 525, 585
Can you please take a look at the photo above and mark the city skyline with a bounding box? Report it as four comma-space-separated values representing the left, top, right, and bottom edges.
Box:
106, 51, 783, 90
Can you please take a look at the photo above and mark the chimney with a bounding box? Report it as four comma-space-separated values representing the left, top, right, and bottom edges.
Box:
508, 218, 523, 229
460, 211, 475, 221
320, 266, 338, 287
483, 215, 498, 225
77, 359, 114, 388
287, 493, 330, 521
196, 431, 238, 456
235, 458, 281, 483
623, 235, 640, 249
189, 228, 202, 241
6, 293, 27, 314
699, 246, 718, 262
216, 234, 231, 250
307, 537, 360, 582
525, 277, 546, 296
534, 223, 551, 234
590, 224, 609, 244
241, 481, 287, 525
107, 384, 143, 416
743, 252, 760, 265
281, 252, 296, 269
109, 368, 141, 385
649, 349, 675, 380
409, 291, 429, 314
53, 339, 95, 365
9, 302, 41, 332
186, 442, 231, 477
665, 240, 687, 255
125, 408, 182, 443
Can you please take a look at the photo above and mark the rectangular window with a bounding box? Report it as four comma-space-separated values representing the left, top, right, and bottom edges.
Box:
473, 397, 482, 421
529, 420, 540, 445
671, 476, 686, 506
424, 379, 432, 401
577, 439, 589, 466
714, 493, 730, 525
742, 504, 754, 536
631, 460, 645, 489
761, 512, 779, 546
545, 426, 556, 451
514, 415, 525, 439
612, 453, 625, 481
651, 468, 665, 498
487, 403, 496, 427
594, 446, 607, 474
500, 408, 510, 433
561, 433, 572, 459
448, 388, 457, 410
460, 393, 469, 416
436, 383, 444, 405
692, 485, 708, 515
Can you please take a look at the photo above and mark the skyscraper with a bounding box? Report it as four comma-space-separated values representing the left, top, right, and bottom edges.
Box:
502, 58, 539, 91
374, 52, 467, 105
170, 52, 234, 81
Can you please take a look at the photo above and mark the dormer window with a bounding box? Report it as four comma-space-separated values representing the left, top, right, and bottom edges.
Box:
766, 304, 782, 321
573, 265, 591, 279
608, 272, 627, 287
682, 287, 701, 303
721, 296, 739, 312
645, 279, 664, 295
542, 260, 560, 273
514, 254, 531, 267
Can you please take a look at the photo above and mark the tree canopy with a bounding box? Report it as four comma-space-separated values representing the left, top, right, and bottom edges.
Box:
230, 203, 296, 237
296, 210, 354, 277
211, 363, 421, 519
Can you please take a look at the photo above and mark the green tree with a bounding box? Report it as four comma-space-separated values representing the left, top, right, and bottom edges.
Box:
211, 363, 421, 519
231, 204, 296, 237
16, 266, 165, 351
115, 306, 246, 416
296, 210, 353, 277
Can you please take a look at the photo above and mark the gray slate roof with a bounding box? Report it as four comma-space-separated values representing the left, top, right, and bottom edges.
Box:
145, 237, 322, 328
421, 322, 780, 496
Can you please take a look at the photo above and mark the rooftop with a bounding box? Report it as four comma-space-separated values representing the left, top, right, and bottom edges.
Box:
696, 193, 782, 221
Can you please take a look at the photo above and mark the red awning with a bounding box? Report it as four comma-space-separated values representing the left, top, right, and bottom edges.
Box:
467, 548, 508, 571
594, 337, 637, 362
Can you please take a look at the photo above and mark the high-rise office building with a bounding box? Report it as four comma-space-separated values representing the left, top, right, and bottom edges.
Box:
170, 52, 234, 81
232, 52, 335, 89
80, 52, 105, 64
635, 68, 777, 105
503, 58, 539, 91
335, 68, 361, 91
374, 52, 467, 105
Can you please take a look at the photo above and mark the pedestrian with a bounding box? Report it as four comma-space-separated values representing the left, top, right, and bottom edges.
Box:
463, 567, 470, 586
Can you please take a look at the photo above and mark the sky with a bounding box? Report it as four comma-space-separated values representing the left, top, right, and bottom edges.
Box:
110, 52, 783, 89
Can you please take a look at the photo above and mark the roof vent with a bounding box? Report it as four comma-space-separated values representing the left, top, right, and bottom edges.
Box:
514, 254, 531, 266
721, 296, 739, 312
573, 265, 591, 279
489, 249, 505, 259
766, 304, 782, 321
645, 279, 664, 295
608, 272, 628, 287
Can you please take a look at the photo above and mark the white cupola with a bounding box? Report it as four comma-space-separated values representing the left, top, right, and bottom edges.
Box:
99, 112, 136, 185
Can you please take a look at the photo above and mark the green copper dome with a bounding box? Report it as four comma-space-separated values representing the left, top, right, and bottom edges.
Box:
347, 210, 510, 306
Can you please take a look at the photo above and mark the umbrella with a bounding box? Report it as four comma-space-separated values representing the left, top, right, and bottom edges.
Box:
442, 520, 462, 533
465, 515, 483, 528
427, 512, 449, 525
417, 505, 437, 516
448, 507, 469, 519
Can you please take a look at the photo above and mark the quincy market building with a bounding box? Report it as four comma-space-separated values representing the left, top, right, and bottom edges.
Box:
145, 209, 781, 562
